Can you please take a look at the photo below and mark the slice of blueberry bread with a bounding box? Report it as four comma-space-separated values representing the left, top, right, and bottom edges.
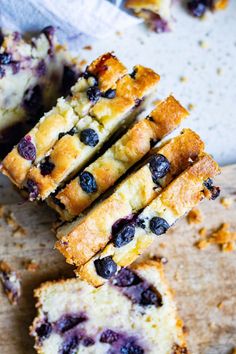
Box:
0, 53, 127, 188
126, 0, 172, 33
25, 66, 160, 200
56, 129, 204, 267
50, 95, 188, 221
0, 27, 81, 156
77, 154, 220, 286
30, 260, 188, 354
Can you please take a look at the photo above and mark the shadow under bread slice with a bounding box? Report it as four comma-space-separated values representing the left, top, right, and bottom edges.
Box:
26, 65, 160, 200
77, 154, 220, 287
0, 52, 127, 187
30, 260, 188, 354
55, 129, 204, 267
50, 95, 188, 221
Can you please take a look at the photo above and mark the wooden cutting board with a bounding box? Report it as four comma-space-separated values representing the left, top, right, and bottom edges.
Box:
0, 165, 235, 354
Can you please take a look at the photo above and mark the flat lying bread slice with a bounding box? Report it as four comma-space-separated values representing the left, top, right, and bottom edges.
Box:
77, 154, 220, 286
30, 260, 188, 354
0, 53, 127, 187
26, 65, 160, 200
56, 129, 204, 267
51, 95, 188, 221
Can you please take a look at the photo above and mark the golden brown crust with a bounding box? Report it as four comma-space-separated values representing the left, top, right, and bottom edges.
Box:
55, 129, 204, 267
126, 0, 162, 11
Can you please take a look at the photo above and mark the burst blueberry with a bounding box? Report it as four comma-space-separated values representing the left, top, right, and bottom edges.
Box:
80, 128, 99, 147
113, 268, 141, 287
103, 88, 116, 99
87, 86, 101, 102
35, 320, 52, 341
149, 217, 169, 235
60, 336, 79, 354
79, 171, 97, 194
0, 53, 12, 65
27, 179, 39, 200
140, 288, 162, 307
120, 340, 144, 354
100, 329, 120, 344
17, 136, 36, 161
113, 224, 135, 248
56, 313, 87, 333
94, 256, 117, 279
40, 157, 55, 176
187, 0, 207, 17
149, 154, 170, 184
82, 337, 95, 347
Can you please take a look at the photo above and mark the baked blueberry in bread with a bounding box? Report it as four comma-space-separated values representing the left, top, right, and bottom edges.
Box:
187, 0, 228, 18
24, 65, 160, 200
126, 0, 172, 33
76, 154, 220, 286
0, 27, 80, 156
0, 53, 128, 189
55, 129, 204, 267
30, 260, 188, 354
50, 95, 188, 221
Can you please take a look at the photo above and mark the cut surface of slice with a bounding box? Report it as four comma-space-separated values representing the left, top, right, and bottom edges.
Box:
30, 260, 188, 354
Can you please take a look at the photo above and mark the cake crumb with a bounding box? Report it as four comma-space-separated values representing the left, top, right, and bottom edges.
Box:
187, 208, 203, 224
116, 31, 123, 36
199, 40, 208, 49
199, 227, 207, 237
79, 59, 87, 67
0, 261, 21, 305
188, 103, 195, 111
179, 76, 188, 83
196, 223, 236, 251
216, 67, 223, 76
217, 301, 224, 309
5, 211, 26, 237
220, 197, 233, 208
83, 45, 92, 50
24, 260, 40, 272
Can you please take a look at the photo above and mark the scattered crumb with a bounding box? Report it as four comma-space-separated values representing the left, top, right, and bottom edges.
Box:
220, 197, 233, 209
12, 226, 26, 238
217, 301, 224, 309
196, 223, 236, 252
151, 255, 168, 264
179, 76, 188, 83
83, 45, 92, 50
188, 103, 195, 111
4, 211, 26, 237
199, 40, 209, 49
24, 260, 40, 272
0, 204, 4, 217
198, 227, 207, 238
187, 208, 203, 225
79, 59, 87, 67
13, 242, 25, 249
0, 261, 21, 305
39, 242, 46, 248
216, 67, 223, 76
152, 99, 161, 106
116, 31, 123, 36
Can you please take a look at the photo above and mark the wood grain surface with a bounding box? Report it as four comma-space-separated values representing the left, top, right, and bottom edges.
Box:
0, 165, 235, 354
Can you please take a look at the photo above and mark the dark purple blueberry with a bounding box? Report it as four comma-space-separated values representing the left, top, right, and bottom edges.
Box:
35, 320, 52, 341
103, 88, 116, 99
42, 25, 55, 39
56, 314, 87, 334
120, 340, 144, 354
140, 288, 162, 307
0, 66, 5, 78
86, 86, 101, 103
187, 0, 207, 17
60, 335, 79, 354
80, 128, 99, 147
0, 53, 12, 65
113, 224, 135, 248
11, 61, 20, 74
94, 256, 117, 279
62, 66, 79, 96
134, 98, 142, 108
82, 337, 95, 347
149, 217, 169, 236
149, 154, 170, 183
100, 329, 120, 344
36, 59, 46, 77
203, 178, 213, 189
22, 85, 43, 117
136, 218, 146, 229
79, 171, 97, 194
58, 127, 78, 139
40, 157, 55, 176
112, 268, 141, 287
112, 214, 137, 236
203, 178, 220, 200
17, 136, 36, 161
130, 69, 137, 79
27, 179, 39, 200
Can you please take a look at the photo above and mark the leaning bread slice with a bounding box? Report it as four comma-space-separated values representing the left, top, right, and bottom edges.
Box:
56, 129, 204, 267
51, 95, 188, 220
30, 260, 188, 354
26, 66, 160, 200
0, 53, 127, 187
77, 154, 220, 286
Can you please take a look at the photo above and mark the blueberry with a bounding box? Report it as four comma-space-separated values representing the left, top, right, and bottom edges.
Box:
149, 154, 170, 183
40, 157, 55, 176
36, 59, 46, 77
79, 171, 97, 194
187, 0, 207, 17
22, 85, 43, 117
113, 224, 135, 248
56, 314, 87, 333
27, 179, 39, 200
149, 217, 169, 235
82, 337, 95, 347
80, 128, 99, 147
62, 66, 79, 96
42, 25, 55, 38
134, 98, 142, 108
120, 340, 144, 354
17, 136, 36, 161
87, 86, 101, 102
113, 268, 141, 287
100, 329, 120, 344
140, 288, 162, 307
103, 88, 116, 99
130, 69, 137, 79
60, 335, 79, 354
203, 178, 213, 189
203, 178, 220, 200
35, 320, 52, 341
0, 53, 12, 65
0, 66, 5, 78
94, 256, 117, 279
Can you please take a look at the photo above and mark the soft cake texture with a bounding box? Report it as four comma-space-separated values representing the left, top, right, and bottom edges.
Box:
30, 260, 188, 354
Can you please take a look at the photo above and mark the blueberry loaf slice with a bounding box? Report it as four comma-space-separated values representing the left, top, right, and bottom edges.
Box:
26, 65, 160, 200
0, 27, 80, 155
30, 260, 188, 354
0, 53, 127, 188
77, 154, 220, 286
126, 0, 172, 33
51, 95, 188, 221
56, 129, 204, 267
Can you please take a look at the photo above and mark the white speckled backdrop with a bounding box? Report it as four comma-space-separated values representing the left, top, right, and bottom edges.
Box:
79, 1, 236, 166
